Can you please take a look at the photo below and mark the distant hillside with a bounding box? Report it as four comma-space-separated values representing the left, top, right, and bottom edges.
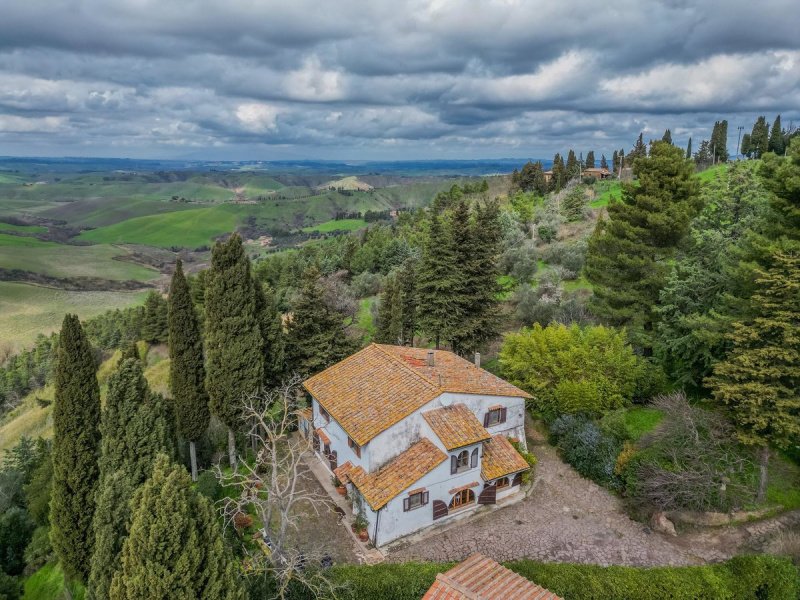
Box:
317, 176, 374, 191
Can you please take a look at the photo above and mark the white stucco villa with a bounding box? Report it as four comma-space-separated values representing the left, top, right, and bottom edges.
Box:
299, 343, 532, 547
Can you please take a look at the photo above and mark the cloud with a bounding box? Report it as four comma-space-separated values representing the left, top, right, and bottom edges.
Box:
0, 0, 797, 158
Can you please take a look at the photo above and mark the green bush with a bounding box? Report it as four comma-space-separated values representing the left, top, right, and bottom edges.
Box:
195, 470, 222, 502
0, 571, 21, 600
244, 556, 799, 600
22, 526, 52, 573
550, 414, 622, 488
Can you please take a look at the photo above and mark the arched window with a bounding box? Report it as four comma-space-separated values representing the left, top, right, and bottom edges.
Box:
456, 450, 469, 470
495, 477, 510, 489
449, 489, 475, 510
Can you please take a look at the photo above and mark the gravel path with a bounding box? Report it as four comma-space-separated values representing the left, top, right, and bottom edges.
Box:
387, 420, 800, 566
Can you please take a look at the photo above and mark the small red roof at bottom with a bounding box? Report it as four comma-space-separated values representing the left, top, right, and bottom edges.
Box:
423, 553, 562, 600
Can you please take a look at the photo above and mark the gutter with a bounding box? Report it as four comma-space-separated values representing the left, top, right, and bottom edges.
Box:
373, 507, 381, 547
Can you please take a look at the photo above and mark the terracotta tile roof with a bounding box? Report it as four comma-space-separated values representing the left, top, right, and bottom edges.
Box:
316, 428, 330, 446
334, 461, 355, 485
303, 344, 530, 446
481, 435, 530, 481
378, 345, 532, 399
348, 438, 446, 510
423, 404, 491, 450
423, 553, 562, 600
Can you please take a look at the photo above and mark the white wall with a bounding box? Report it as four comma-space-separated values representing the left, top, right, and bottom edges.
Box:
312, 398, 369, 472
437, 392, 527, 448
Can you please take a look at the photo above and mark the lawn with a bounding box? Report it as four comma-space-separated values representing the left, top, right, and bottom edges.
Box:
624, 407, 664, 440
0, 236, 159, 281
24, 563, 85, 600
695, 163, 728, 183
0, 282, 149, 350
77, 204, 240, 248
590, 180, 622, 208
356, 296, 377, 342
302, 218, 368, 233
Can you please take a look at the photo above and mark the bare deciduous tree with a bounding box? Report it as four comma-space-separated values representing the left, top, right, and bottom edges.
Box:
215, 377, 337, 600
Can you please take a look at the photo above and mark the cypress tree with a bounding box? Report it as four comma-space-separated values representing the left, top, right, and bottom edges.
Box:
204, 234, 264, 469
600, 154, 608, 170
375, 273, 402, 344
417, 210, 460, 348
109, 456, 245, 600
585, 151, 595, 169
254, 280, 285, 390
397, 259, 418, 346
706, 251, 800, 502
168, 259, 209, 482
585, 142, 700, 352
118, 341, 140, 364
561, 186, 586, 221
50, 314, 101, 583
141, 291, 168, 344
750, 116, 770, 158
710, 120, 729, 162
741, 133, 752, 157
89, 359, 174, 599
612, 150, 619, 173
550, 153, 566, 191
285, 267, 355, 377
629, 133, 646, 162
686, 137, 692, 159
565, 149, 579, 180
662, 129, 672, 144
769, 115, 785, 155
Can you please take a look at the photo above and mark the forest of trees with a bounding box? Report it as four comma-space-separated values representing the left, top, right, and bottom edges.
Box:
1, 124, 798, 599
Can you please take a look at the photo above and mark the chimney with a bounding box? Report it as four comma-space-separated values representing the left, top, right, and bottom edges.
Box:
427, 350, 435, 367
474, 352, 481, 368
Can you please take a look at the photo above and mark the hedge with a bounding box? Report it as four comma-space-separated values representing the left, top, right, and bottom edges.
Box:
245, 555, 799, 600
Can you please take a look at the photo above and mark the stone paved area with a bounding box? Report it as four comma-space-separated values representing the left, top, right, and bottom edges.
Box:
387, 420, 800, 567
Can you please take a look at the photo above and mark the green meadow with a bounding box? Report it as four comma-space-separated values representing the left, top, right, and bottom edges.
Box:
302, 218, 368, 233
0, 234, 158, 281
0, 282, 149, 349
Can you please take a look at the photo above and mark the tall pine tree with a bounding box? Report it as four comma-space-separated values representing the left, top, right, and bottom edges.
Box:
600, 154, 608, 170
750, 116, 770, 158
254, 281, 285, 390
585, 142, 700, 352
204, 234, 264, 469
109, 456, 244, 599
285, 267, 355, 377
706, 251, 800, 502
141, 291, 168, 344
585, 151, 595, 169
769, 115, 785, 155
565, 149, 579, 180
662, 129, 672, 144
686, 137, 692, 159
168, 259, 209, 482
710, 120, 729, 162
375, 273, 402, 344
89, 359, 173, 599
50, 314, 101, 582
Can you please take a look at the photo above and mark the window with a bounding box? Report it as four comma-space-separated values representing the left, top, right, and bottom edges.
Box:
403, 490, 429, 511
348, 437, 361, 458
484, 406, 507, 427
495, 477, 510, 489
451, 449, 478, 474
448, 489, 475, 510
319, 405, 330, 424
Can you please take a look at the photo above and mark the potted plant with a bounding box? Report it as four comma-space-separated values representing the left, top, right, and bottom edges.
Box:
332, 475, 346, 496
352, 514, 369, 542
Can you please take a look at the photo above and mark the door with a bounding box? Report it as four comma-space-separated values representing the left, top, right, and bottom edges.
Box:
478, 484, 496, 505
432, 500, 448, 520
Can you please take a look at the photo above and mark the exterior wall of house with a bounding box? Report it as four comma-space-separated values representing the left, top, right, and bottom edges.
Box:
312, 398, 369, 472
371, 442, 485, 546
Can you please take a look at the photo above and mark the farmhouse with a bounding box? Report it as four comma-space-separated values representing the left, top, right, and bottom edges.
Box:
300, 343, 532, 546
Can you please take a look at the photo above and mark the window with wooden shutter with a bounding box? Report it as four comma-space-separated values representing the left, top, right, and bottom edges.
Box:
404, 491, 426, 511
470, 447, 479, 468
450, 455, 457, 475
512, 472, 523, 486
348, 437, 361, 458
432, 499, 448, 520
453, 450, 470, 474
485, 407, 506, 427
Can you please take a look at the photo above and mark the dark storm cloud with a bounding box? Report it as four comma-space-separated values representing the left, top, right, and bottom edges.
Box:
0, 0, 798, 158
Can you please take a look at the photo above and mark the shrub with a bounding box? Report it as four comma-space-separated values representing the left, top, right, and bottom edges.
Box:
501, 323, 646, 418
540, 240, 587, 278
0, 571, 21, 600
195, 470, 222, 502
550, 414, 622, 487
500, 242, 538, 282
0, 507, 35, 576
350, 272, 383, 298
233, 512, 254, 531
22, 526, 52, 573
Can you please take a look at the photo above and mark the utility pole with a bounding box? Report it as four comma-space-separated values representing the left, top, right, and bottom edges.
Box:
736, 126, 744, 158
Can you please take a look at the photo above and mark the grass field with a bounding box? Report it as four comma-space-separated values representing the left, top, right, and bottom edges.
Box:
0, 221, 47, 234
590, 180, 622, 208
696, 163, 728, 183
0, 235, 159, 281
302, 218, 368, 233
41, 196, 205, 228
78, 204, 240, 248
624, 407, 664, 440
0, 282, 149, 349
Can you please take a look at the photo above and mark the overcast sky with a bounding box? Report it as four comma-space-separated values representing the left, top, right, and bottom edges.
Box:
0, 0, 798, 160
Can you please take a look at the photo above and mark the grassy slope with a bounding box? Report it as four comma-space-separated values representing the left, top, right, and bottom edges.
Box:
0, 235, 158, 281
24, 563, 86, 600
0, 282, 149, 350
302, 218, 368, 233
77, 204, 240, 248
0, 222, 47, 233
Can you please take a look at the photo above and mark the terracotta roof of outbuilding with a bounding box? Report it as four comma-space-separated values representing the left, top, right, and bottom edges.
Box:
303, 343, 530, 446
348, 438, 446, 510
423, 404, 491, 450
481, 435, 531, 481
423, 553, 562, 600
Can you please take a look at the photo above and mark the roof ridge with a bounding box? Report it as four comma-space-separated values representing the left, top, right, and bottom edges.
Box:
372, 343, 441, 390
